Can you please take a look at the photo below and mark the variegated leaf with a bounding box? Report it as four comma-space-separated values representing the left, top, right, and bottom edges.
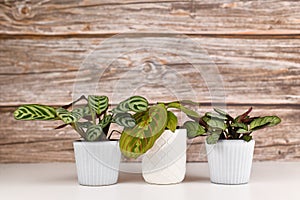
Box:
112, 96, 148, 113
114, 113, 136, 128
88, 95, 109, 115
56, 108, 80, 124
86, 124, 103, 141
14, 104, 57, 120
99, 114, 113, 129
119, 104, 167, 158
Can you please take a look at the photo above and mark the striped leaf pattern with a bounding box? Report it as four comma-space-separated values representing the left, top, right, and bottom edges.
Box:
99, 114, 113, 129
119, 104, 167, 158
88, 95, 109, 115
56, 108, 81, 124
86, 124, 103, 141
127, 96, 148, 112
14, 104, 57, 120
112, 101, 130, 113
113, 96, 148, 113
114, 113, 136, 128
72, 106, 91, 118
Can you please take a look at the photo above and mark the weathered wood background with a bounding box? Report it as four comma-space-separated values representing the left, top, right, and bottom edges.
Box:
0, 0, 299, 163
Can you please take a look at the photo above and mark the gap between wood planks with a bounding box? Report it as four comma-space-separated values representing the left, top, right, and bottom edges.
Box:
1, 33, 300, 39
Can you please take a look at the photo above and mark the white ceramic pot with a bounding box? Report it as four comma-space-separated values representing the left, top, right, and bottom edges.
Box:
205, 139, 255, 185
73, 140, 121, 186
142, 129, 187, 185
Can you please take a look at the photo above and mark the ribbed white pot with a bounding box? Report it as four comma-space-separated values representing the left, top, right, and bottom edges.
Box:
142, 129, 187, 185
73, 140, 121, 186
205, 140, 255, 185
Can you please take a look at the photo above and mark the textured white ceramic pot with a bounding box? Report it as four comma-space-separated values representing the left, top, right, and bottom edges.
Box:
205, 140, 255, 185
142, 129, 187, 185
73, 140, 121, 186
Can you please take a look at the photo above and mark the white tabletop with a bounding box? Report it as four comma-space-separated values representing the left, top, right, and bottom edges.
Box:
0, 162, 299, 200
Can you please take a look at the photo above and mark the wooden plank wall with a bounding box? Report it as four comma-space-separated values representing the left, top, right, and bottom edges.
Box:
0, 0, 299, 163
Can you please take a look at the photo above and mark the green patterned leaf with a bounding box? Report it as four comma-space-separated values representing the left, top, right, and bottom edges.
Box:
114, 113, 136, 128
14, 104, 57, 120
250, 116, 281, 130
99, 114, 113, 129
119, 104, 167, 158
72, 106, 91, 117
183, 121, 206, 138
56, 108, 80, 124
86, 124, 103, 141
127, 96, 148, 112
88, 95, 109, 115
113, 96, 148, 113
76, 121, 93, 129
166, 111, 178, 132
112, 101, 130, 113
133, 110, 149, 124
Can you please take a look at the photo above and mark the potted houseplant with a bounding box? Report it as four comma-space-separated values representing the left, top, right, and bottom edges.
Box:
115, 98, 200, 185
184, 107, 281, 184
14, 95, 143, 186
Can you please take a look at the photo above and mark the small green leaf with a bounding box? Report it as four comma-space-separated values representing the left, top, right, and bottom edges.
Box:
166, 111, 178, 132
213, 108, 228, 116
206, 118, 227, 130
86, 124, 103, 141
183, 121, 206, 138
242, 135, 252, 142
205, 112, 227, 120
232, 122, 248, 130
206, 131, 221, 144
167, 102, 200, 119
99, 114, 112, 129
250, 116, 281, 130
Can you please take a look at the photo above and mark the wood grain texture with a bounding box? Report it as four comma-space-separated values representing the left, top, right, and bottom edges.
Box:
0, 37, 299, 106
1, 0, 300, 35
0, 0, 299, 163
1, 106, 299, 163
